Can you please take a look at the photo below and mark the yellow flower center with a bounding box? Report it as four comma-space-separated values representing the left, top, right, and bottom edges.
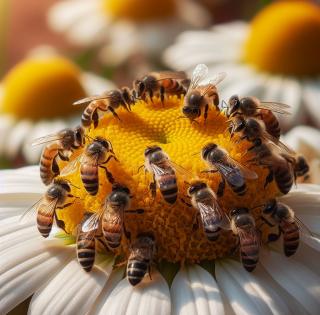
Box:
0, 57, 86, 120
243, 1, 320, 76
57, 96, 280, 264
102, 0, 177, 22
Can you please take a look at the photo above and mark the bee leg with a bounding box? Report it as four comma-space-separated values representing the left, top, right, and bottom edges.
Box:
137, 165, 145, 173
264, 168, 274, 188
160, 86, 165, 105
52, 156, 60, 176
149, 182, 157, 200
217, 178, 225, 197
108, 106, 121, 121
148, 265, 152, 280
125, 208, 145, 214
204, 104, 209, 123
148, 89, 154, 103
200, 169, 218, 174
99, 165, 115, 184
58, 151, 69, 162
53, 212, 67, 232
180, 198, 192, 208
92, 110, 99, 129
57, 202, 73, 209
102, 155, 118, 165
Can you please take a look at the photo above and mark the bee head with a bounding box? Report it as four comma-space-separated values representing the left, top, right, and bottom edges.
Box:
202, 143, 217, 160
263, 199, 277, 214
59, 128, 75, 149
231, 208, 254, 227
240, 97, 258, 116
74, 125, 85, 147
295, 155, 309, 175
187, 91, 202, 107
133, 79, 145, 97
144, 145, 162, 157
230, 207, 249, 217
188, 181, 207, 196
246, 118, 263, 134
228, 94, 240, 116
108, 185, 131, 205
274, 202, 291, 221
48, 179, 70, 199
94, 137, 113, 152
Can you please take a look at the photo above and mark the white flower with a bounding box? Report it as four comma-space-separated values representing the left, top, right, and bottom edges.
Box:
0, 52, 115, 165
47, 0, 211, 66
1, 166, 320, 314
164, 1, 320, 130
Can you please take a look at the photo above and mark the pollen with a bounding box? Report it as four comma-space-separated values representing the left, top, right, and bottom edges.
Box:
102, 0, 177, 22
1, 57, 86, 120
243, 1, 320, 76
56, 94, 281, 264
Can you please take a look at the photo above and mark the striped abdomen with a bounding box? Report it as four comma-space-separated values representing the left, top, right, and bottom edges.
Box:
40, 144, 60, 185
77, 230, 96, 272
157, 171, 178, 204
102, 211, 122, 249
280, 221, 299, 257
81, 163, 99, 195
162, 79, 186, 96
240, 233, 259, 272
260, 109, 280, 140
203, 220, 221, 241
227, 166, 246, 196
37, 206, 54, 238
273, 162, 293, 194
127, 258, 149, 286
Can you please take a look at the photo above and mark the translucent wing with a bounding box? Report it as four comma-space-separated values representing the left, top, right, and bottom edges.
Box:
156, 71, 188, 80
263, 133, 295, 155
258, 101, 291, 115
73, 94, 108, 106
224, 155, 258, 180
214, 161, 246, 187
31, 133, 63, 146
81, 208, 104, 233
198, 201, 230, 230
208, 72, 227, 87
167, 160, 196, 181
60, 154, 84, 175
190, 64, 209, 89
238, 226, 259, 247
149, 163, 171, 177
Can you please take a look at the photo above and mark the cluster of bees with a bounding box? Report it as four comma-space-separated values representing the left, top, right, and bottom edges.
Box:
24, 64, 312, 286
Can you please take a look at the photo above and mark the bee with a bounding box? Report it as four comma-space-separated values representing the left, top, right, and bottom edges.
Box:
73, 87, 135, 128
293, 154, 310, 181
20, 179, 75, 238
182, 64, 226, 122
133, 71, 190, 103
80, 136, 116, 195
262, 200, 300, 256
188, 180, 230, 241
144, 146, 179, 204
127, 233, 155, 286
76, 212, 99, 272
230, 207, 260, 272
201, 143, 257, 197
32, 126, 85, 185
227, 95, 290, 140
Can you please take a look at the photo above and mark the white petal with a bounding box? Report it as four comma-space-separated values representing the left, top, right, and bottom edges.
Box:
0, 115, 15, 155
260, 249, 320, 315
303, 79, 320, 127
88, 267, 125, 315
97, 270, 170, 315
0, 238, 73, 314
29, 257, 113, 315
80, 72, 116, 96
216, 260, 290, 315
171, 264, 224, 315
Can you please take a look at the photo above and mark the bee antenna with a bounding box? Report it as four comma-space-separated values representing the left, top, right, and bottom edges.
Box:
191, 152, 199, 156
85, 135, 94, 141
63, 179, 80, 190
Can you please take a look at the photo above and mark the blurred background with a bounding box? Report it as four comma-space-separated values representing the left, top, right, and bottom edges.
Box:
0, 0, 319, 182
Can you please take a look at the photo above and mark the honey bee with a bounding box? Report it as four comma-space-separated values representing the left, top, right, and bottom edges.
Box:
182, 64, 226, 122
293, 155, 310, 181
262, 200, 300, 256
133, 71, 189, 103
73, 87, 135, 128
230, 207, 260, 272
127, 233, 155, 286
201, 143, 257, 197
76, 212, 99, 272
32, 126, 85, 185
20, 179, 75, 238
188, 180, 230, 241
80, 136, 116, 195
144, 146, 179, 204
227, 95, 290, 140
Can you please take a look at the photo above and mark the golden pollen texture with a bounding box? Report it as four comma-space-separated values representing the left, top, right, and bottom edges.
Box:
57, 95, 280, 264
243, 1, 320, 76
1, 57, 86, 120
102, 0, 177, 22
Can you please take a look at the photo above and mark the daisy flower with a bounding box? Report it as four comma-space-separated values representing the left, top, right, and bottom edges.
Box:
164, 1, 320, 130
0, 50, 114, 165
47, 0, 211, 66
1, 66, 320, 314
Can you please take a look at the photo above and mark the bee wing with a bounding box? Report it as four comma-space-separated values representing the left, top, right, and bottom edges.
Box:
258, 102, 291, 115
198, 201, 231, 230
73, 94, 108, 106
149, 163, 170, 177
190, 64, 209, 89
156, 71, 188, 80
263, 133, 296, 155
224, 155, 258, 180
31, 133, 63, 146
208, 72, 227, 87
60, 154, 84, 175
81, 209, 104, 233
167, 160, 195, 181
237, 226, 259, 247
